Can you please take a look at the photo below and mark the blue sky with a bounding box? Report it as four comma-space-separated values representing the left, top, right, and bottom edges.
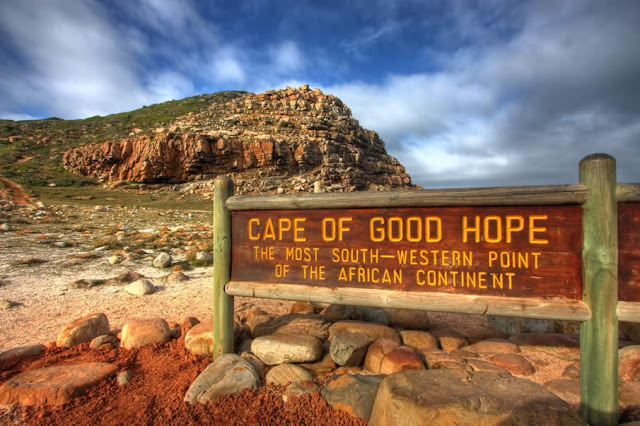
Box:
1, 0, 639, 188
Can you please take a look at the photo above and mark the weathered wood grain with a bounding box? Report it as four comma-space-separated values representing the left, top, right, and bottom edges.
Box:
225, 281, 591, 321
226, 184, 589, 211
213, 176, 234, 358
579, 153, 618, 425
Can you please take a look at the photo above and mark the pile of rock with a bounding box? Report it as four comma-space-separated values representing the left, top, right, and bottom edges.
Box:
2, 306, 640, 423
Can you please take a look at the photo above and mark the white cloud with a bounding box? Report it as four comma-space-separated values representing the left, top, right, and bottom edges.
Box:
270, 41, 304, 73
328, 1, 640, 187
212, 48, 247, 83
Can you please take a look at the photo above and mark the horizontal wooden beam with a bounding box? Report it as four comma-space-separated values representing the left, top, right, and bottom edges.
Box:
226, 184, 589, 211
226, 281, 591, 322
617, 183, 640, 202
617, 301, 640, 323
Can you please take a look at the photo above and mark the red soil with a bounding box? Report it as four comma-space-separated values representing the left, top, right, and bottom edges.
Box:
0, 340, 366, 425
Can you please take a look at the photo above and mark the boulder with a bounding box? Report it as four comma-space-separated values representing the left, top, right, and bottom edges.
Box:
57, 313, 110, 348
300, 352, 338, 377
322, 304, 389, 325
467, 338, 520, 354
251, 333, 324, 365
489, 353, 535, 376
330, 331, 374, 366
89, 335, 120, 350
364, 339, 400, 373
422, 349, 469, 371
544, 379, 581, 407
0, 344, 45, 369
120, 318, 171, 349
283, 380, 319, 404
124, 279, 157, 296
433, 329, 468, 351
185, 321, 214, 356
467, 359, 511, 375
369, 370, 584, 425
329, 321, 400, 343
379, 346, 425, 375
0, 363, 117, 406
619, 345, 640, 382
400, 330, 439, 350
184, 354, 260, 404
252, 313, 330, 340
321, 374, 384, 420
153, 252, 172, 268
265, 363, 315, 386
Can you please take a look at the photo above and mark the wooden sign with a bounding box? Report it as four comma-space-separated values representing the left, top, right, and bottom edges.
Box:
231, 205, 583, 299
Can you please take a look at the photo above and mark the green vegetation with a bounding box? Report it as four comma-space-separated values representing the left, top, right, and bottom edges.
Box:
0, 91, 247, 188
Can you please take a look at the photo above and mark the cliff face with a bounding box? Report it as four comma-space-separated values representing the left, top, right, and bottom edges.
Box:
62, 85, 412, 194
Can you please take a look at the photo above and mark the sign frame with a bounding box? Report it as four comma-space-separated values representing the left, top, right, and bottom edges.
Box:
213, 154, 640, 425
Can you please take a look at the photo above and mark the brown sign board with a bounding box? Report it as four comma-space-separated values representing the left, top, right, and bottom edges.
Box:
231, 205, 584, 300
619, 202, 640, 302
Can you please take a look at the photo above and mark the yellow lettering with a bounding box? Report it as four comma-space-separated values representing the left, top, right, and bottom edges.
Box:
529, 215, 548, 244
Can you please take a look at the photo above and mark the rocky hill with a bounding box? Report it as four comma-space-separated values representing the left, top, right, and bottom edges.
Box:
62, 85, 412, 194
1, 86, 412, 195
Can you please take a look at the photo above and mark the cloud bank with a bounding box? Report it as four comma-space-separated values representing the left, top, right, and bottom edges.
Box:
0, 0, 638, 187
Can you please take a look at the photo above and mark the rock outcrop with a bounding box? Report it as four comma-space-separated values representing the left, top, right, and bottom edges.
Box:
62, 85, 412, 193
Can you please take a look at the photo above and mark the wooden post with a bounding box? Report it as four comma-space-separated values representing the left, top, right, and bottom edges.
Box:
579, 154, 618, 425
213, 176, 234, 359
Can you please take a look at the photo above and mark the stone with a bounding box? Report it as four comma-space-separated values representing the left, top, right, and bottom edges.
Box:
283, 380, 319, 403
422, 349, 469, 371
544, 379, 581, 406
333, 366, 362, 376
1, 299, 18, 309
300, 352, 338, 377
488, 316, 555, 335
167, 271, 189, 282
364, 339, 400, 373
328, 321, 400, 343
240, 352, 266, 378
57, 313, 110, 348
108, 255, 122, 265
265, 363, 315, 386
289, 301, 316, 314
510, 333, 581, 361
124, 279, 157, 296
251, 333, 324, 365
120, 318, 171, 349
184, 321, 214, 356
563, 362, 581, 380
181, 316, 200, 339
63, 87, 413, 192
619, 345, 640, 382
0, 363, 117, 406
54, 241, 69, 248
385, 308, 430, 330
467, 359, 511, 375
620, 381, 640, 410
195, 251, 213, 264
330, 331, 374, 366
0, 223, 10, 232
117, 370, 133, 386
0, 344, 44, 369
252, 313, 331, 340
321, 374, 384, 420
433, 330, 468, 351
467, 338, 520, 354
89, 335, 120, 350
379, 346, 425, 374
153, 252, 172, 268
184, 354, 260, 404
369, 370, 584, 425
489, 353, 535, 376
400, 330, 439, 350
